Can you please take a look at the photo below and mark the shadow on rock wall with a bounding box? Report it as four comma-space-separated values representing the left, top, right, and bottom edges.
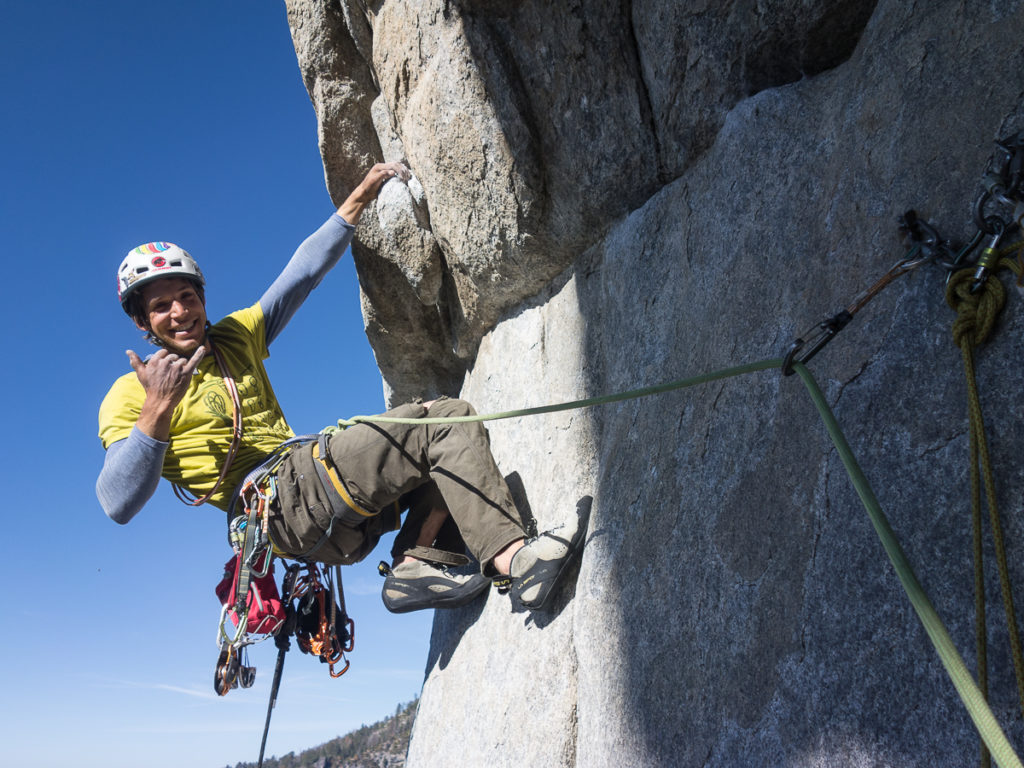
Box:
572, 1, 1024, 764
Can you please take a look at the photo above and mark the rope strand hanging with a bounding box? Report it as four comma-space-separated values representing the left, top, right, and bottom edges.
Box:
946, 251, 1024, 768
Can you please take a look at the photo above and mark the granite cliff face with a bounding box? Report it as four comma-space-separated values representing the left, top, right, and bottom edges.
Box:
286, 1, 1024, 765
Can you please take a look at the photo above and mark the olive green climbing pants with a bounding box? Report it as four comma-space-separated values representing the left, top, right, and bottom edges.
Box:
266, 397, 526, 568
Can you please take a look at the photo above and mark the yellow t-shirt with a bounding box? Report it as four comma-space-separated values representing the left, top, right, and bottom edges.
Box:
98, 304, 295, 510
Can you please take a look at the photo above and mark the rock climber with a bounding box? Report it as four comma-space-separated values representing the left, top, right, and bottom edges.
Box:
96, 162, 587, 614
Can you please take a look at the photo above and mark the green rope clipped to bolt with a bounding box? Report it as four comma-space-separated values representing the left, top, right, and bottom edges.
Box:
946, 249, 1024, 768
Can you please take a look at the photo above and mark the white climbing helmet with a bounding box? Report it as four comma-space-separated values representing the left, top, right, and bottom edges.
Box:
117, 242, 205, 311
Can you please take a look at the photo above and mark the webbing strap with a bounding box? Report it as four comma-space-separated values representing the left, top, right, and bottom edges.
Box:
289, 437, 400, 562
312, 436, 375, 519
335, 357, 1021, 764
404, 545, 471, 567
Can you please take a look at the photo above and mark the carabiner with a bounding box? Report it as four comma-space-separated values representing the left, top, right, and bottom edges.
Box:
247, 545, 273, 578
781, 311, 852, 376
217, 601, 248, 647
214, 644, 240, 696
329, 655, 351, 679
970, 225, 1006, 294
238, 664, 257, 689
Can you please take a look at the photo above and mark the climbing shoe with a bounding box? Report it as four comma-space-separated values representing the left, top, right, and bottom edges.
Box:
379, 559, 491, 614
508, 501, 591, 611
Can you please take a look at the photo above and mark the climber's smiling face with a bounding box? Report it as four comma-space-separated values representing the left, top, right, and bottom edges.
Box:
135, 277, 209, 354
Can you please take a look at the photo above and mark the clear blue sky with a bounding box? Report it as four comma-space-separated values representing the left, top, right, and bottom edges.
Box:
1, 3, 432, 766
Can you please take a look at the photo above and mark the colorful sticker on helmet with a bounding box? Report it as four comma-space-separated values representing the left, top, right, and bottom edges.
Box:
133, 242, 172, 255
151, 256, 167, 268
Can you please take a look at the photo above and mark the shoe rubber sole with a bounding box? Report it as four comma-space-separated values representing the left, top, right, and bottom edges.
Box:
381, 563, 491, 614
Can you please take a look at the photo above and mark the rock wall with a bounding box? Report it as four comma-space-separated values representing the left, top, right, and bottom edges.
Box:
286, 1, 1024, 765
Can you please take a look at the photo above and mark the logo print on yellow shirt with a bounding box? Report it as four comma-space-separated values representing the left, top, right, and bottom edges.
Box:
203, 390, 228, 420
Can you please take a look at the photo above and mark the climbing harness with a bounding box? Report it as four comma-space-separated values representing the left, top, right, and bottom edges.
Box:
212, 433, 358, 688
206, 427, 363, 765
312, 434, 378, 525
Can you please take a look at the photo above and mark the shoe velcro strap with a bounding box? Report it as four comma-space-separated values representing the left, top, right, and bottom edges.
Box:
403, 546, 470, 567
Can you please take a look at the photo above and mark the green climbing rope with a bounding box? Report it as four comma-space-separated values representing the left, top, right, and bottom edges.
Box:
792, 361, 1023, 768
335, 359, 783, 427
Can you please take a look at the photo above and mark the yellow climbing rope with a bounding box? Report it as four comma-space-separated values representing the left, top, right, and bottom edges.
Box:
946, 249, 1024, 768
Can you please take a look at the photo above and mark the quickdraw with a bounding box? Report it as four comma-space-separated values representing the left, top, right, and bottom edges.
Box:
781, 245, 931, 375
783, 130, 1024, 375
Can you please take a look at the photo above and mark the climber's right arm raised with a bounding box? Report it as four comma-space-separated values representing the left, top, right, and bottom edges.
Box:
259, 162, 410, 345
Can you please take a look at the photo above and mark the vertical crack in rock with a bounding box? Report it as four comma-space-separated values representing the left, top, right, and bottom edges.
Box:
622, 0, 667, 185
